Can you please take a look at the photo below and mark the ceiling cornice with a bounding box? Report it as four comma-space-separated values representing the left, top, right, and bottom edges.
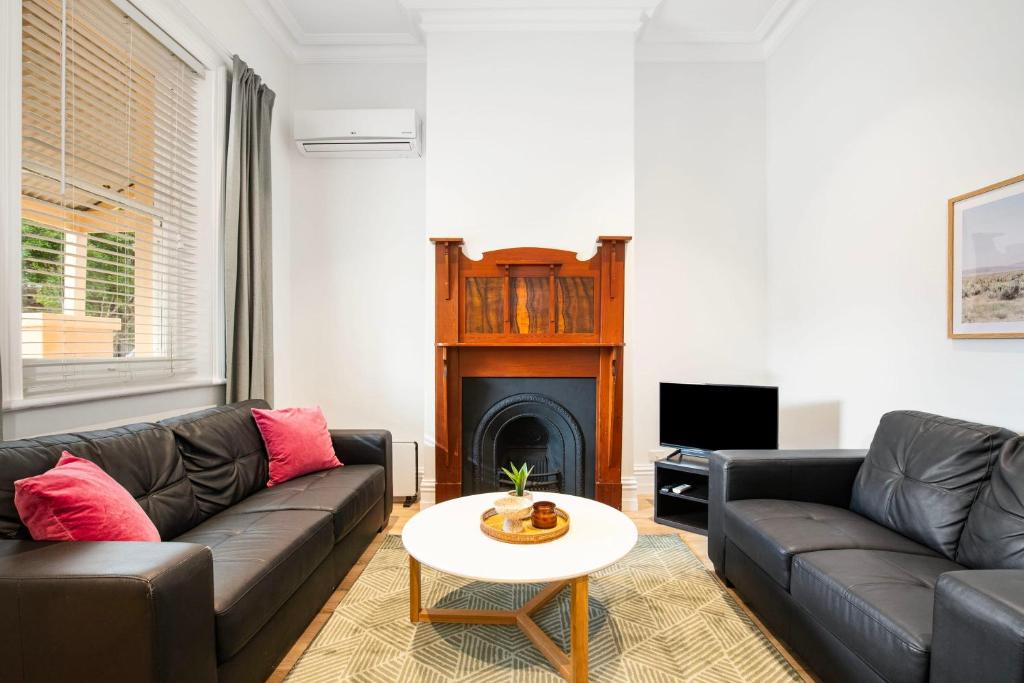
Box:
637, 0, 817, 62
399, 0, 661, 33
760, 0, 816, 58
245, 0, 815, 65
243, 0, 297, 60
244, 0, 426, 63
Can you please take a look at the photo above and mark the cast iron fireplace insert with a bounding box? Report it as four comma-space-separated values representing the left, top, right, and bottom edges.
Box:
462, 377, 596, 498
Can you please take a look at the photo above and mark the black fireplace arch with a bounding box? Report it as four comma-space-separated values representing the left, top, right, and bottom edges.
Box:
468, 392, 586, 496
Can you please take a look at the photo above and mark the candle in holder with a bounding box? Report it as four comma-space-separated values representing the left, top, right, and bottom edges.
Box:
531, 501, 558, 529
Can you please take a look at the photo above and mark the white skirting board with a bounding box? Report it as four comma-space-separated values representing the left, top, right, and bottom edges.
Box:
634, 463, 655, 498
621, 476, 639, 511
420, 478, 436, 507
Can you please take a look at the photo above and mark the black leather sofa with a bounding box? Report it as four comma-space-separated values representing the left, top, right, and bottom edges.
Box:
0, 399, 392, 683
709, 410, 1024, 683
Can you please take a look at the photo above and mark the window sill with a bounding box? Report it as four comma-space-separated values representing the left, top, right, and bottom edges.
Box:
4, 378, 227, 412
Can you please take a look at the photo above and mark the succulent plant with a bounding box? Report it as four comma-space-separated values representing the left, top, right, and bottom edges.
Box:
501, 462, 533, 497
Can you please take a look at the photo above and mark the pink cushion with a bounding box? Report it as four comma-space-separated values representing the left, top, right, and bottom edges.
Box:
252, 406, 341, 487
14, 452, 161, 542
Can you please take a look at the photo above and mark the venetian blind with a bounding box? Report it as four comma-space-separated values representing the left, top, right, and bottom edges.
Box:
21, 0, 201, 395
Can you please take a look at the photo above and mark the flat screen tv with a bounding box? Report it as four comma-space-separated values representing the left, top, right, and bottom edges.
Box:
659, 383, 778, 452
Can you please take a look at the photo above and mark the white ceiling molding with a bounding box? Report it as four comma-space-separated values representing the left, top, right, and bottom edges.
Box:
637, 0, 816, 62
399, 0, 662, 33
243, 0, 298, 60
263, 0, 307, 43
761, 0, 817, 58
244, 0, 815, 64
244, 0, 426, 62
755, 0, 798, 41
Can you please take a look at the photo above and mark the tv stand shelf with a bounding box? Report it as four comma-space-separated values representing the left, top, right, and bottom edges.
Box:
659, 485, 708, 504
654, 454, 710, 535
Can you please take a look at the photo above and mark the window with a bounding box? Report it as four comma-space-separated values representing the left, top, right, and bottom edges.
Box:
20, 0, 201, 395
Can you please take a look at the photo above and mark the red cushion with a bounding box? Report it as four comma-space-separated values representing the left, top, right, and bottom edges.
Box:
252, 406, 341, 487
14, 452, 161, 542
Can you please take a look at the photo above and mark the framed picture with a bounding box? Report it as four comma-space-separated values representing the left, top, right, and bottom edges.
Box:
948, 173, 1024, 338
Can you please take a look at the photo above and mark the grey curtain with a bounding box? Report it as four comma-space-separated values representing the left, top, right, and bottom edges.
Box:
224, 55, 275, 404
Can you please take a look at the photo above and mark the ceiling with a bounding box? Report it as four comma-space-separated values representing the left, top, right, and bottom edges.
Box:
245, 0, 814, 63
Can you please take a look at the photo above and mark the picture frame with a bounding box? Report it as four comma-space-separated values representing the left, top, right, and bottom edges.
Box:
948, 173, 1024, 338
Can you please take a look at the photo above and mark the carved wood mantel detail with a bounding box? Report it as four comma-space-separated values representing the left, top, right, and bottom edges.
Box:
430, 236, 631, 509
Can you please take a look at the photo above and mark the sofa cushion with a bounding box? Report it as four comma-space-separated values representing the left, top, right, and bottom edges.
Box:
226, 464, 385, 541
252, 406, 340, 487
174, 508, 333, 662
791, 549, 964, 683
850, 411, 1014, 559
15, 452, 161, 541
724, 499, 939, 589
0, 424, 201, 540
160, 400, 271, 519
958, 436, 1024, 568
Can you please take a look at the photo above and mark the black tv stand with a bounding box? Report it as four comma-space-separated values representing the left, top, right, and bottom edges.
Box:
654, 453, 710, 535
666, 446, 715, 460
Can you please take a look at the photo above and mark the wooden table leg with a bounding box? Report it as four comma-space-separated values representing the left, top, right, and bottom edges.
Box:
409, 555, 421, 623
408, 564, 587, 682
570, 575, 589, 682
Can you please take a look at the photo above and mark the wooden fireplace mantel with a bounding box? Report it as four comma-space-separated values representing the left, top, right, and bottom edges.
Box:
431, 236, 631, 508
437, 342, 623, 348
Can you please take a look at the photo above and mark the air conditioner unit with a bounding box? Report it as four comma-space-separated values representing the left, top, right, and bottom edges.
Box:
293, 109, 421, 158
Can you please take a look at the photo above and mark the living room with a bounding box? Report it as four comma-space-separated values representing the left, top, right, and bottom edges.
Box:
1, 0, 1023, 681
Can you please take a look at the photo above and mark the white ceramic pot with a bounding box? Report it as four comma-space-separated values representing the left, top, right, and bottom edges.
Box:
494, 491, 534, 533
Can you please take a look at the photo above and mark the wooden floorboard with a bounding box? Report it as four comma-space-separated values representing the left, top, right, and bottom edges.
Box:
266, 496, 818, 683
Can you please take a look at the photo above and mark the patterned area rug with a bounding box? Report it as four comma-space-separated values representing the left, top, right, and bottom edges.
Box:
285, 534, 801, 682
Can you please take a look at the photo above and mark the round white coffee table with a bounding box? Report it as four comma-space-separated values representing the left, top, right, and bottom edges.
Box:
402, 492, 637, 682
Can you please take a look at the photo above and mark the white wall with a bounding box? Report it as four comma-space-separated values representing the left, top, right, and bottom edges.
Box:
288, 63, 426, 441
425, 32, 636, 254
766, 0, 1024, 448
633, 62, 768, 471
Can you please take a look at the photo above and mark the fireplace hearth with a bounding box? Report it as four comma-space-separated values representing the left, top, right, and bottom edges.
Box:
462, 378, 596, 497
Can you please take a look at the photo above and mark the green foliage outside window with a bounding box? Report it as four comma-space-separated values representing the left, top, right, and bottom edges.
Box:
21, 221, 137, 358
21, 221, 64, 312
86, 232, 136, 357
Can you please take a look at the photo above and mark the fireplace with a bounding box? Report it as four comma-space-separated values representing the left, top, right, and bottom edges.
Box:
462, 378, 596, 497
431, 236, 630, 508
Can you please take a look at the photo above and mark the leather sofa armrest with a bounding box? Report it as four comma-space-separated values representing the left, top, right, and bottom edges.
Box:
932, 570, 1024, 683
330, 429, 393, 528
0, 540, 215, 683
708, 449, 867, 578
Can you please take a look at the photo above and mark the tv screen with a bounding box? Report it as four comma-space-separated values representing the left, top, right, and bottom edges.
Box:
659, 383, 778, 451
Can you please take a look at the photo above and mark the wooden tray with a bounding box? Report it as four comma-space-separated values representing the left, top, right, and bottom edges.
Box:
480, 507, 570, 544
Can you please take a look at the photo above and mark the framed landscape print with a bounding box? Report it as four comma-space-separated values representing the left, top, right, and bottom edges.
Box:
948, 173, 1024, 338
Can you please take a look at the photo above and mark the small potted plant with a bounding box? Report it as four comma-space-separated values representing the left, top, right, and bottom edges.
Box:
494, 463, 534, 533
